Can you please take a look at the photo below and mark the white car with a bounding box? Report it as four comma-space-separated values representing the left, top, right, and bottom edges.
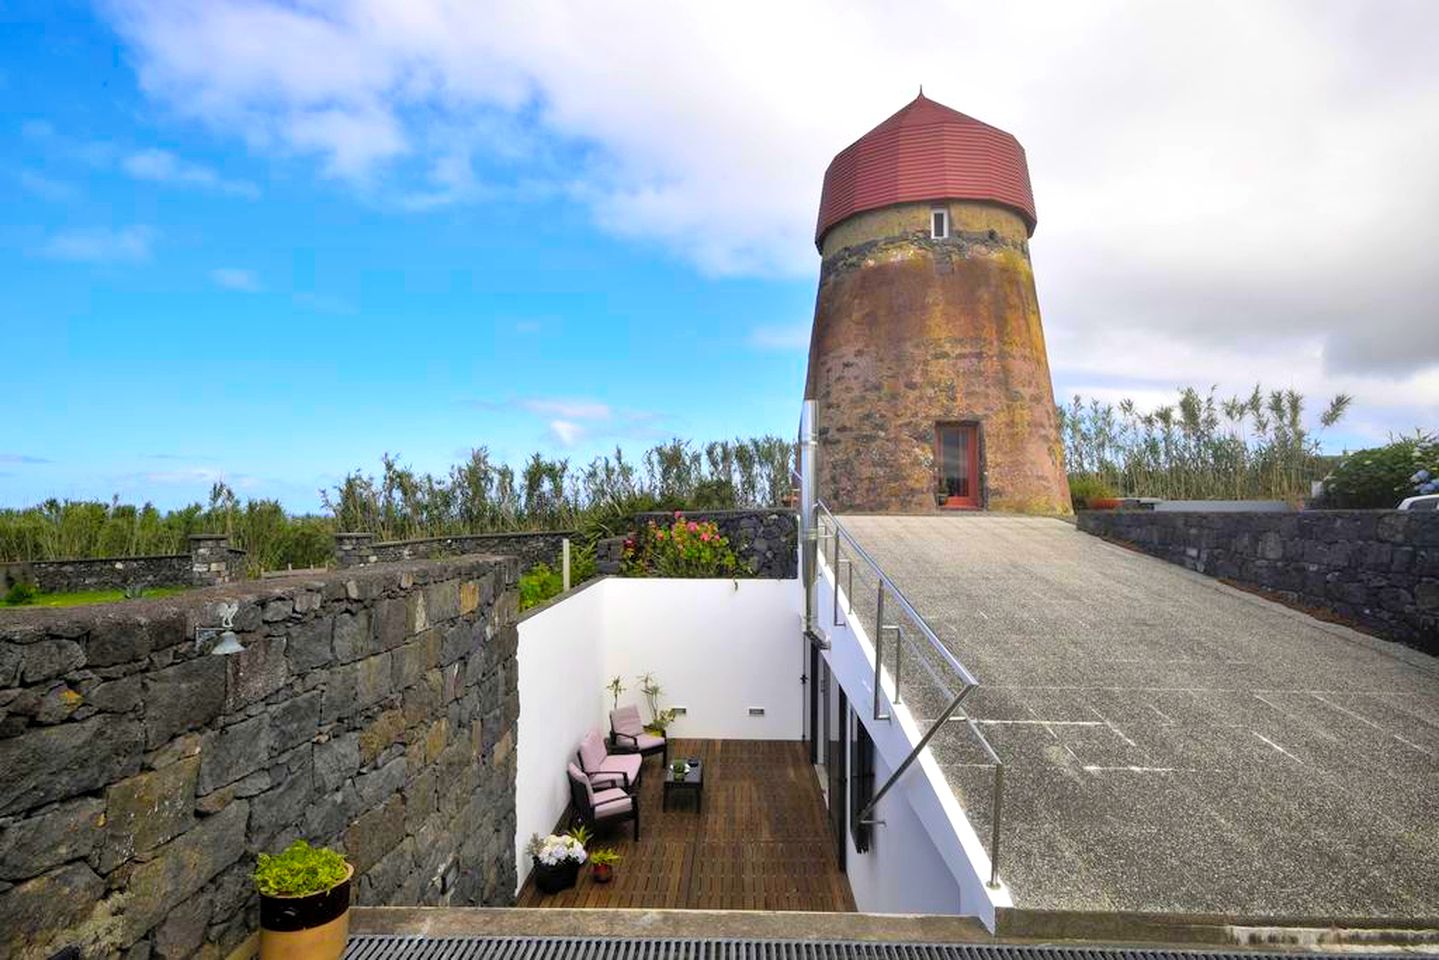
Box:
1398, 494, 1439, 511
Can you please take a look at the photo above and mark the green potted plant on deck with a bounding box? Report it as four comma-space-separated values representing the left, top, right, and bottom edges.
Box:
589, 847, 622, 884
253, 840, 354, 960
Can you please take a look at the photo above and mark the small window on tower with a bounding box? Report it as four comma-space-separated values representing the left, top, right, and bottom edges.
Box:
931, 208, 949, 239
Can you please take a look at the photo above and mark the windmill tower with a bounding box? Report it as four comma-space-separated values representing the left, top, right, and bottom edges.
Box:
805, 93, 1070, 514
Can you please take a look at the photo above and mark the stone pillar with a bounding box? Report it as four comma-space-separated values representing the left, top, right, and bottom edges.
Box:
188, 534, 232, 587
333, 532, 376, 569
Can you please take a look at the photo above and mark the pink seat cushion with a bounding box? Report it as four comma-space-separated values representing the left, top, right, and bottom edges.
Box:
634, 732, 665, 751
597, 753, 642, 782
610, 705, 645, 737
578, 730, 608, 771
567, 762, 595, 806
594, 788, 633, 816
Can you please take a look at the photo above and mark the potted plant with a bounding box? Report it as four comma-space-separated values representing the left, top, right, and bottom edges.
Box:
605, 675, 625, 711
254, 840, 354, 960
527, 831, 587, 894
637, 673, 679, 735
670, 759, 690, 778
590, 848, 622, 884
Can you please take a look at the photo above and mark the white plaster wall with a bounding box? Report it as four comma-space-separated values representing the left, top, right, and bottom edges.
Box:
816, 554, 1010, 927
842, 729, 965, 914
513, 581, 607, 886
514, 576, 804, 893
602, 578, 805, 740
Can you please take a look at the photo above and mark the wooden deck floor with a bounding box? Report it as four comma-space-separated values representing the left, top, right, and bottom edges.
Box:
517, 739, 855, 911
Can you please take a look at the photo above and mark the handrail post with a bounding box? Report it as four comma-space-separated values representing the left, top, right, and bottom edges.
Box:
873, 586, 890, 722
835, 558, 851, 627
893, 625, 902, 703
988, 763, 1005, 888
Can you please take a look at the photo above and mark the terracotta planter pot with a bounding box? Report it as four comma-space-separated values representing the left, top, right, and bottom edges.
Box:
533, 858, 580, 894
259, 863, 353, 960
593, 863, 614, 884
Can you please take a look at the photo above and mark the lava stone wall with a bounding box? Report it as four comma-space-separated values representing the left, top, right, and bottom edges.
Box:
2, 554, 190, 594
806, 201, 1070, 515
0, 554, 519, 959
2, 536, 245, 594
336, 531, 573, 574
596, 509, 798, 578
1079, 510, 1439, 651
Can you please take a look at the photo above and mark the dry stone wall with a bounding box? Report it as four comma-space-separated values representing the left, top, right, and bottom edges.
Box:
0, 554, 519, 959
335, 531, 572, 574
1079, 509, 1439, 652
1, 535, 245, 594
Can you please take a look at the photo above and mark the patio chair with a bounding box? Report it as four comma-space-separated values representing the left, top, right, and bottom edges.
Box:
567, 762, 639, 840
576, 729, 642, 791
609, 705, 667, 766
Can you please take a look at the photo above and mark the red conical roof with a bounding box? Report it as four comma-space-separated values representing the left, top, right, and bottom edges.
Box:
815, 93, 1037, 247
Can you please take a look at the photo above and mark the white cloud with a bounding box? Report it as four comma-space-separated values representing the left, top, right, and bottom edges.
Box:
547, 420, 586, 446
105, 0, 1439, 432
142, 466, 260, 489
40, 225, 155, 263
520, 398, 611, 420
210, 267, 261, 291
123, 148, 260, 198
748, 325, 811, 351
17, 170, 76, 201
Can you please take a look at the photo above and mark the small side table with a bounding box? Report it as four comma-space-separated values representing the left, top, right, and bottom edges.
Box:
662, 758, 704, 812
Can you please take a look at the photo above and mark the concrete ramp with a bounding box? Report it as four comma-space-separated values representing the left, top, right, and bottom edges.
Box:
836, 514, 1439, 922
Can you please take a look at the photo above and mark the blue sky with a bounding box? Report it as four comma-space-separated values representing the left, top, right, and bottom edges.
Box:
3, 2, 1436, 511
1, 2, 813, 510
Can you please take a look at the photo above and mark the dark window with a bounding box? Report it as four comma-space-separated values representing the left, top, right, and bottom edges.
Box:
931, 209, 948, 239
849, 710, 875, 853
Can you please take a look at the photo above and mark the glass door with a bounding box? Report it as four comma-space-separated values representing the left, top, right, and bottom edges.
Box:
936, 423, 979, 509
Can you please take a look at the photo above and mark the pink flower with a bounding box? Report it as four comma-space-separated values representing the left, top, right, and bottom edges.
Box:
674, 510, 683, 520
687, 522, 698, 533
700, 532, 711, 542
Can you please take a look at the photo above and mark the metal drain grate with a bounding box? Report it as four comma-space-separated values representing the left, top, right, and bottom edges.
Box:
342, 936, 1407, 960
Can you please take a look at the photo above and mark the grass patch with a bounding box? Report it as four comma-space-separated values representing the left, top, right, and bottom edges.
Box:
2, 585, 192, 608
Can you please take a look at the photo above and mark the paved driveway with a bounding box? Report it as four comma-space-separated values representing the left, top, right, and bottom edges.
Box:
835, 513, 1439, 920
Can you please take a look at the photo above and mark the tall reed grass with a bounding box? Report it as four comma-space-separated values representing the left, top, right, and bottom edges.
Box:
1057, 386, 1351, 501
0, 435, 796, 572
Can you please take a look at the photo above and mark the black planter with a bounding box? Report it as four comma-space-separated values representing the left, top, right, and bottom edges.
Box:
533, 858, 580, 894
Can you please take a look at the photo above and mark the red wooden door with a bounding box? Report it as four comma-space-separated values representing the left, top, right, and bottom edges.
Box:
937, 423, 979, 509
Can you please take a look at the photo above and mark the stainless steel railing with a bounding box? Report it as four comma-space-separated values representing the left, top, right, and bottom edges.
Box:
812, 498, 1006, 889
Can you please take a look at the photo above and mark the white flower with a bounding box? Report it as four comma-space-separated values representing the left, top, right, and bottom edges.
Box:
533, 833, 586, 865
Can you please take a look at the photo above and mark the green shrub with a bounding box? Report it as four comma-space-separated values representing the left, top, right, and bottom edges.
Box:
253, 840, 350, 897
1322, 433, 1439, 508
621, 514, 751, 578
1067, 475, 1116, 510
2, 581, 39, 606
518, 542, 597, 611
519, 562, 563, 610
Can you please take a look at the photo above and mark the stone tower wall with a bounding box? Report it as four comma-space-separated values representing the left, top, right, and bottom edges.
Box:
806, 200, 1070, 514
